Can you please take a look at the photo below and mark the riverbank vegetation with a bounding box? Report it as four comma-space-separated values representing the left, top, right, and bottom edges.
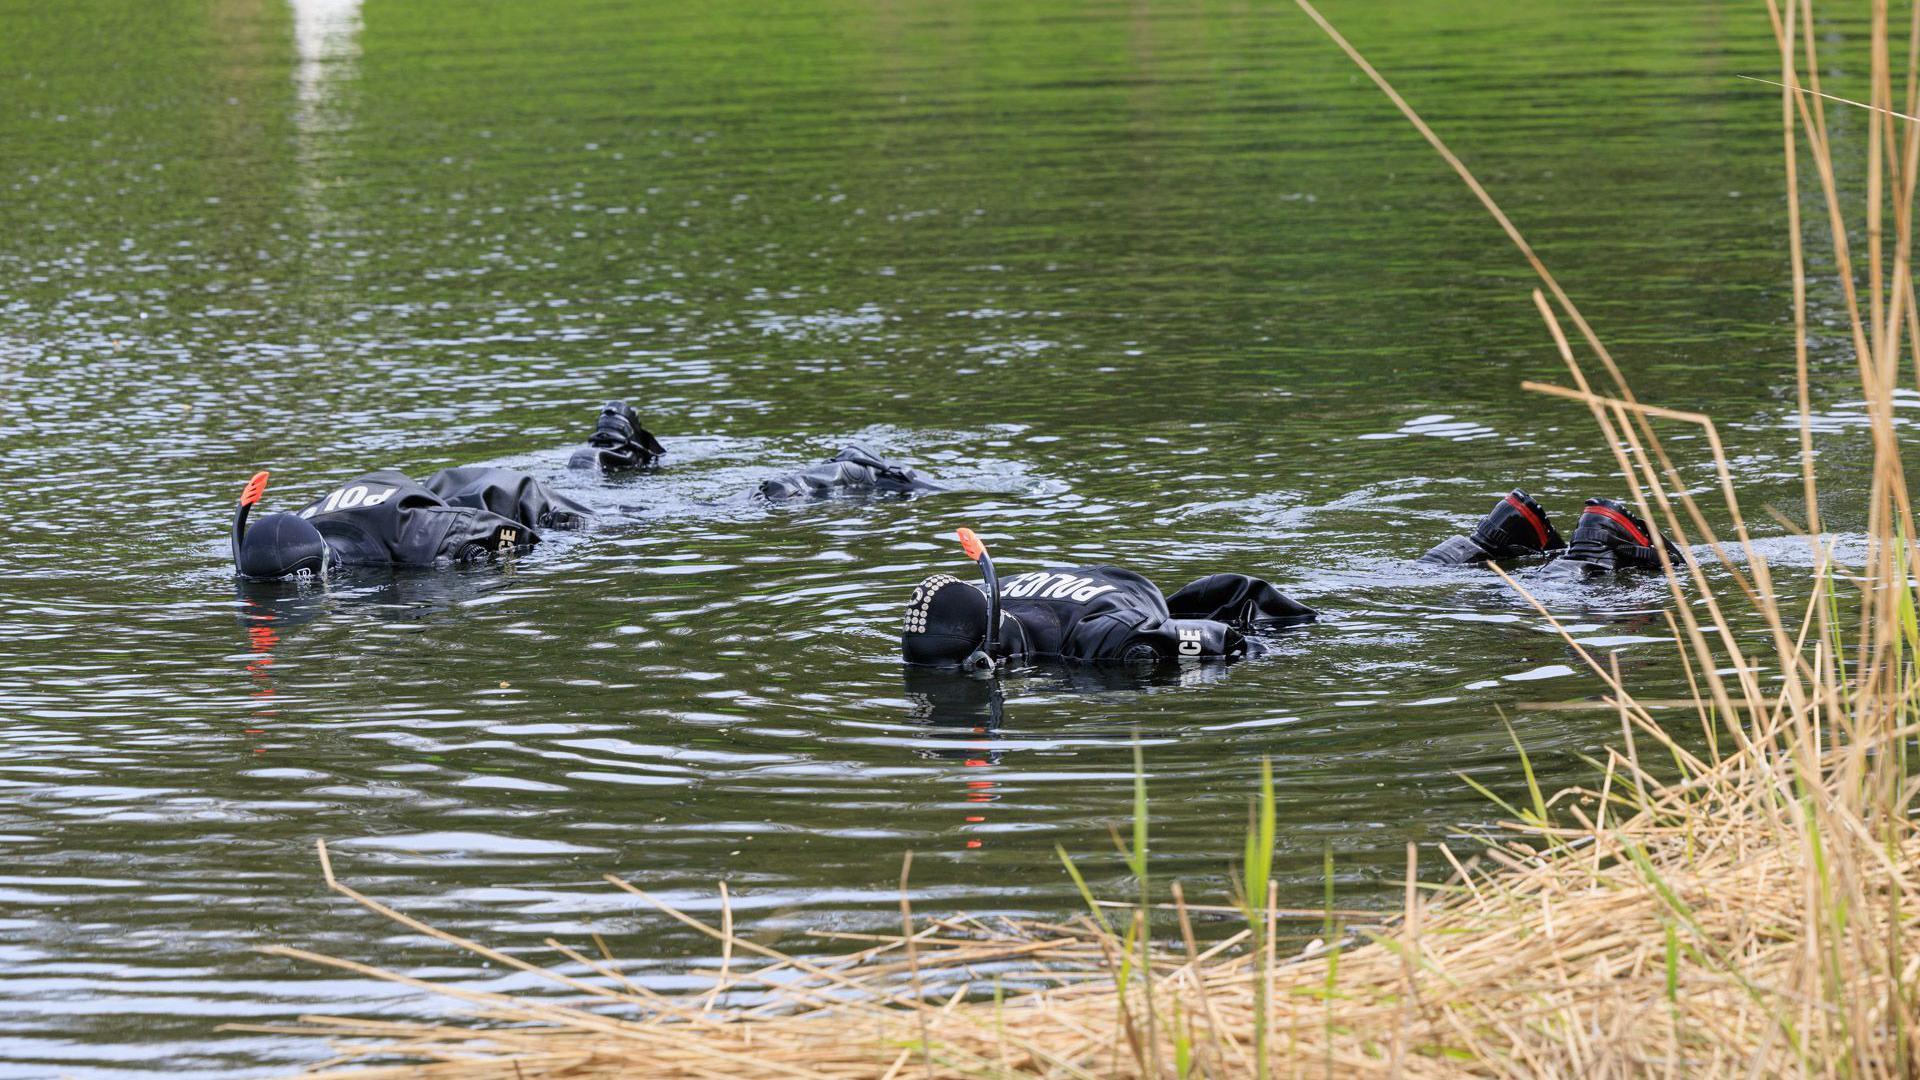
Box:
247, 1, 1920, 1074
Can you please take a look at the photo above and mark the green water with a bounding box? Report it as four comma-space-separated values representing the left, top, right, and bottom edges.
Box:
0, 0, 1871, 1073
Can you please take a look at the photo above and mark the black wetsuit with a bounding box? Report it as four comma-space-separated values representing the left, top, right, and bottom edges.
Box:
989, 567, 1314, 663
295, 467, 590, 568
758, 444, 941, 501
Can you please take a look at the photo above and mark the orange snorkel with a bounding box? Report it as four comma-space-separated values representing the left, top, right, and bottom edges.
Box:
956, 527, 999, 658
231, 471, 270, 570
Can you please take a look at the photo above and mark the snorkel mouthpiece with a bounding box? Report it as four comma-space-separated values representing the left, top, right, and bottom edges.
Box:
232, 471, 270, 571
956, 528, 1000, 659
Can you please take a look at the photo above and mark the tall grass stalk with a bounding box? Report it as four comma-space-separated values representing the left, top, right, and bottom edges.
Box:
1237, 756, 1275, 1080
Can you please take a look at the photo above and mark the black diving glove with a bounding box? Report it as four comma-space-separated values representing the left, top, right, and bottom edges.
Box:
760, 443, 941, 501
1419, 489, 1565, 564
571, 401, 665, 472
833, 443, 942, 494
1557, 498, 1684, 574
1165, 574, 1316, 629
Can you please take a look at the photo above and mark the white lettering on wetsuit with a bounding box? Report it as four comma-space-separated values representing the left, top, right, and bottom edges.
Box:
1179, 627, 1203, 656
999, 571, 1117, 603
301, 484, 396, 519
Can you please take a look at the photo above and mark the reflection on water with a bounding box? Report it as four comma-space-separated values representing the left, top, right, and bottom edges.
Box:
292, 0, 362, 299
0, 0, 1870, 1074
292, 0, 361, 123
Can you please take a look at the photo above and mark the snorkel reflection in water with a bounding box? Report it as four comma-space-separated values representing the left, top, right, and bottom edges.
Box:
230, 567, 555, 730
904, 666, 1005, 748
902, 661, 1237, 744
901, 660, 1240, 853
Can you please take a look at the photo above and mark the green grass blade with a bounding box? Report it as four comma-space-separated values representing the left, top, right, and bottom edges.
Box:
1131, 737, 1149, 880
1056, 844, 1113, 936
1454, 770, 1524, 819
1500, 711, 1549, 826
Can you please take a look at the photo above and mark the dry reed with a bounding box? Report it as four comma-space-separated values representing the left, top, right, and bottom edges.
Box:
246, 0, 1920, 1074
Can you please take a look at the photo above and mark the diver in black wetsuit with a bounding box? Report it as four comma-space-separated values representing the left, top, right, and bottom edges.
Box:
1418, 489, 1684, 576
757, 443, 941, 501
901, 530, 1315, 669
568, 392, 943, 501
553, 393, 945, 501
231, 401, 666, 579
568, 398, 939, 500
231, 466, 594, 579
230, 403, 947, 577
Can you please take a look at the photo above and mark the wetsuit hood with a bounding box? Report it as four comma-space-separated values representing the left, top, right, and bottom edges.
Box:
902, 574, 993, 669
236, 512, 330, 580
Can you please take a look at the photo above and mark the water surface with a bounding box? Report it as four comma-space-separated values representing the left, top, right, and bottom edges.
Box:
0, 0, 1868, 1073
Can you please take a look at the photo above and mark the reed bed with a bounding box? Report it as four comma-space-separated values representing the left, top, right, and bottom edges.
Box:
249, 0, 1920, 1074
